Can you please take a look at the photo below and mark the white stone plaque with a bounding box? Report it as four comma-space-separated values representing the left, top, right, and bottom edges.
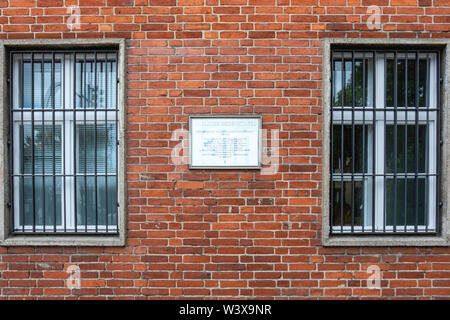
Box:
189, 116, 261, 169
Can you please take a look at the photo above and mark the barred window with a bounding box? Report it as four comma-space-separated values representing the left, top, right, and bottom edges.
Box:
330, 49, 440, 234
10, 50, 119, 234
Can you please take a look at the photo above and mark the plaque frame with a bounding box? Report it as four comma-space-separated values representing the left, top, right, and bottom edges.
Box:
188, 115, 263, 170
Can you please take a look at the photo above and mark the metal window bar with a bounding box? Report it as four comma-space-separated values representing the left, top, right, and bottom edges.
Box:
9, 50, 119, 235
330, 49, 440, 235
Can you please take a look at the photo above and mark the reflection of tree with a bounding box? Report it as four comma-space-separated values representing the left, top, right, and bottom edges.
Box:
385, 59, 427, 108
76, 84, 105, 108
334, 60, 366, 107
44, 82, 61, 109
333, 183, 363, 227
385, 126, 425, 173
23, 126, 60, 174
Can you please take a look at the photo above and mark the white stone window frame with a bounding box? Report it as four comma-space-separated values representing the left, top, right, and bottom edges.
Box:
0, 39, 127, 247
322, 38, 450, 247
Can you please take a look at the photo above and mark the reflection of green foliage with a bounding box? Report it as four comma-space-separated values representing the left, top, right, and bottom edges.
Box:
385, 125, 426, 173
23, 126, 61, 174
334, 58, 428, 108
24, 126, 57, 150
332, 181, 363, 227
333, 125, 365, 174
334, 60, 367, 107
385, 58, 427, 108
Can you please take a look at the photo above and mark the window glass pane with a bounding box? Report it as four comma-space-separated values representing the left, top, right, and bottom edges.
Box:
76, 176, 117, 227
407, 58, 416, 108
333, 56, 373, 108
21, 177, 62, 227
76, 123, 117, 174
22, 125, 62, 174
332, 125, 371, 174
386, 58, 407, 108
20, 124, 62, 227
332, 180, 365, 227
418, 58, 428, 108
354, 59, 365, 107
386, 57, 418, 108
75, 59, 95, 108
385, 125, 427, 173
76, 54, 117, 109
397, 59, 406, 107
385, 178, 426, 226
22, 59, 62, 109
333, 59, 343, 107
344, 60, 352, 106
76, 123, 117, 228
23, 61, 32, 108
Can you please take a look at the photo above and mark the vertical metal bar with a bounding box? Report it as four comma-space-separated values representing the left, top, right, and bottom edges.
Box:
84, 55, 88, 232
94, 52, 98, 233
114, 52, 119, 231
417, 51, 422, 232
383, 52, 387, 233
340, 52, 344, 232
7, 52, 12, 230
330, 54, 334, 233
31, 52, 36, 233
20, 53, 25, 232
362, 53, 366, 232
435, 50, 440, 234
20, 53, 25, 233
105, 53, 112, 231
424, 52, 430, 233
73, 52, 77, 232
52, 52, 56, 232
41, 54, 45, 232
393, 51, 398, 232
9, 52, 15, 232
63, 53, 66, 233
424, 52, 430, 232
351, 51, 355, 233
105, 56, 109, 232
404, 53, 411, 232
414, 53, 421, 233
372, 51, 376, 233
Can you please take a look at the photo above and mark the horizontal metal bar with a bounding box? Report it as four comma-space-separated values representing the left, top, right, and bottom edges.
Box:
332, 49, 440, 53
331, 107, 439, 111
12, 231, 119, 235
330, 232, 438, 236
11, 108, 119, 112
11, 50, 118, 54
332, 173, 437, 177
13, 174, 117, 177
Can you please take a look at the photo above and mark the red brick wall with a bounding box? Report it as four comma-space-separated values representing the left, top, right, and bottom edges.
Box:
1, 0, 450, 299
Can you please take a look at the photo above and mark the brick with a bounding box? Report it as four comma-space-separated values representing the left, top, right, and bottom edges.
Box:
391, 0, 417, 5
0, 0, 448, 301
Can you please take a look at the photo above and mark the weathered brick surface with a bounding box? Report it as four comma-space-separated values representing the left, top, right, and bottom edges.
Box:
0, 0, 450, 299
